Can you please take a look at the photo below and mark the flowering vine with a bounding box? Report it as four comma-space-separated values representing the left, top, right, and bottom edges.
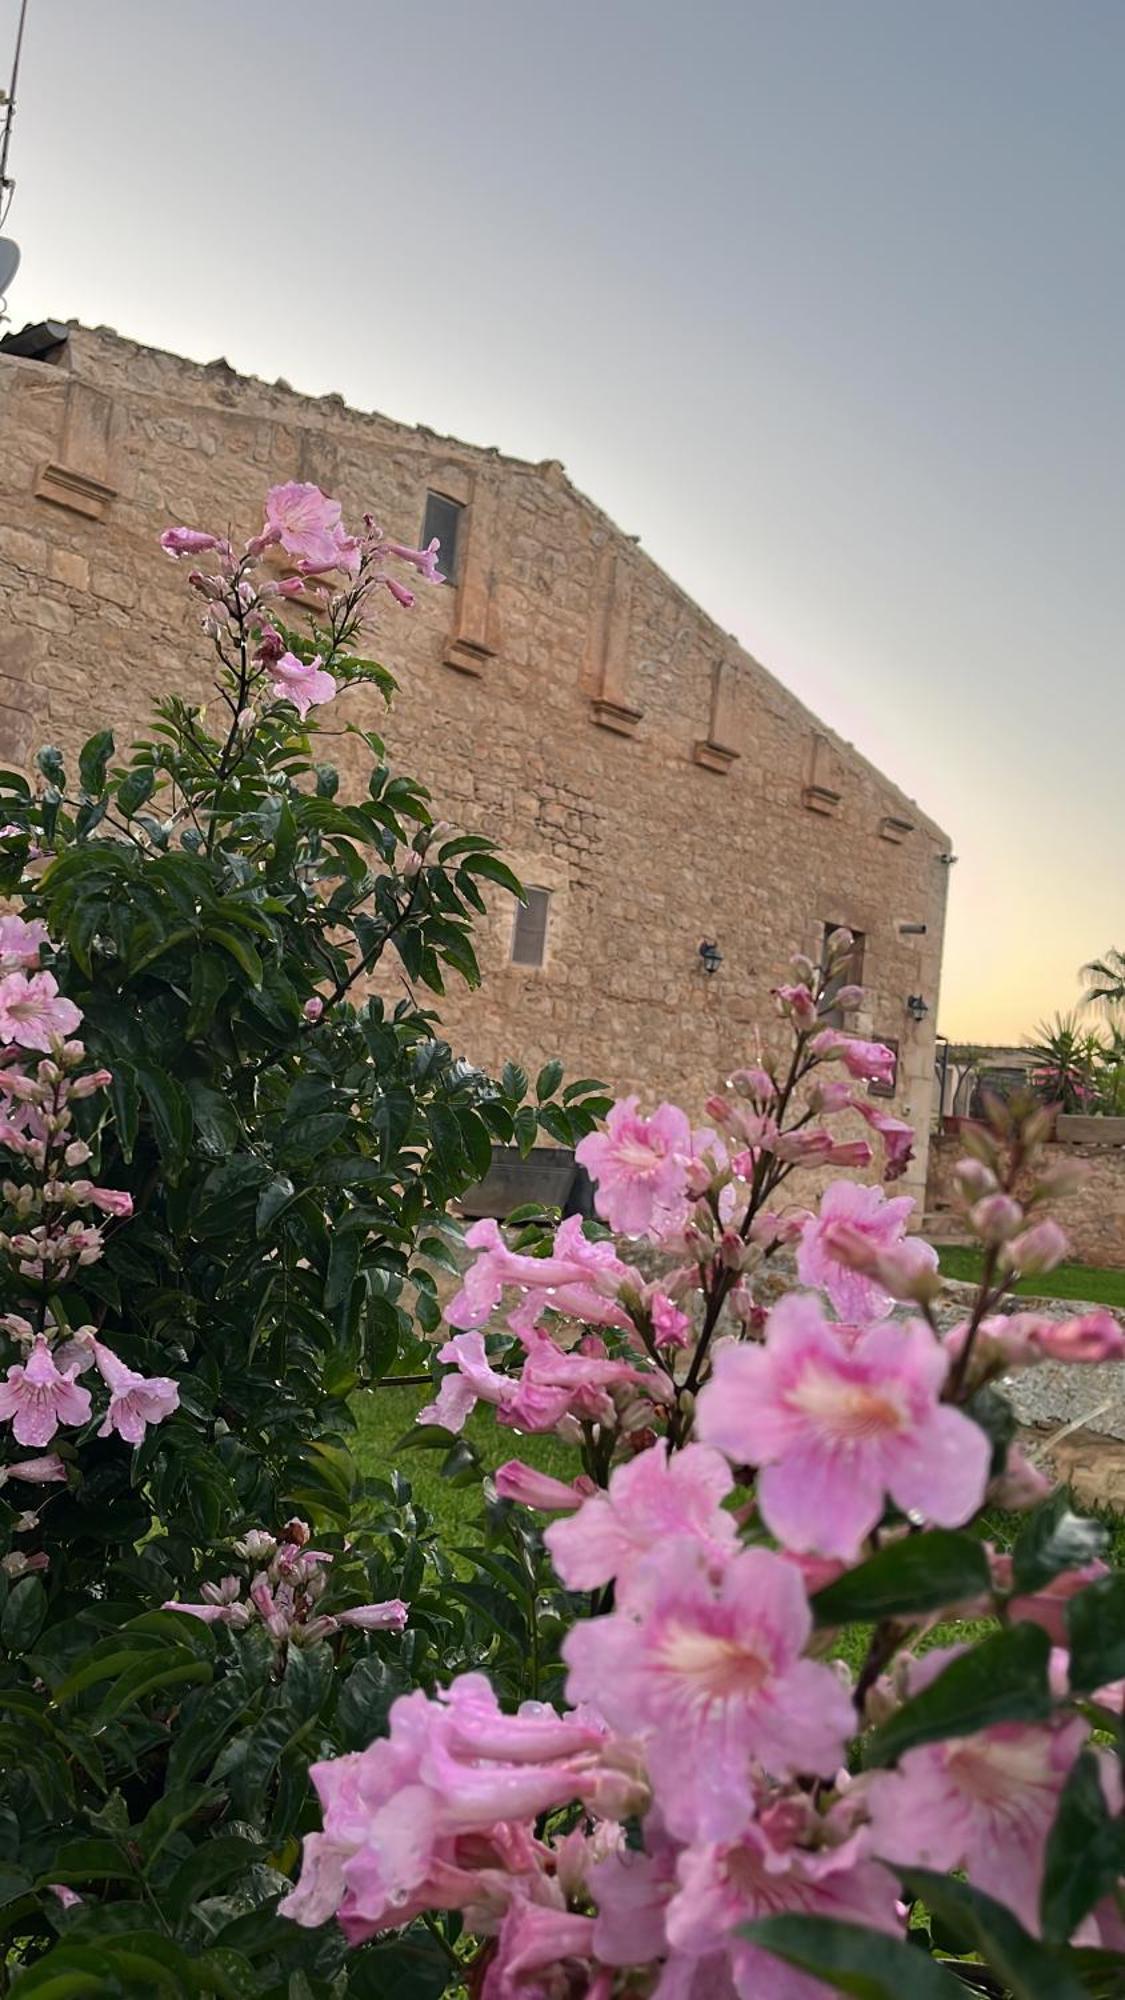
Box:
281, 931, 1125, 1993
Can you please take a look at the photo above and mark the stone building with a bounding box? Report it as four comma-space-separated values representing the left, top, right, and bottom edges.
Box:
0, 322, 952, 1201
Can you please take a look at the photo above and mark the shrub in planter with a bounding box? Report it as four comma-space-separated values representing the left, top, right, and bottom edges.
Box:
0, 487, 606, 1992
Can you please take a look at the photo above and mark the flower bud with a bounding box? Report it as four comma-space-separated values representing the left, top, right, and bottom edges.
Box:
494, 1461, 589, 1511
969, 1193, 1024, 1244
1001, 1218, 1069, 1278
953, 1157, 997, 1200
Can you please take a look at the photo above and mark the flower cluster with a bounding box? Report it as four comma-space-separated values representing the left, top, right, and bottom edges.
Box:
283, 937, 1125, 1988
161, 480, 443, 728
0, 920, 179, 1478
164, 1517, 408, 1651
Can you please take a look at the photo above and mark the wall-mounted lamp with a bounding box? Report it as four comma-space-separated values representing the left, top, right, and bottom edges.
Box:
699, 940, 723, 978
906, 993, 929, 1023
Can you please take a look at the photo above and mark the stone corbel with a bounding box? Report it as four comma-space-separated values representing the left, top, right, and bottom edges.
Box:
879, 812, 915, 844
35, 381, 120, 520
444, 473, 502, 675
585, 546, 643, 734
693, 655, 740, 773
803, 731, 845, 816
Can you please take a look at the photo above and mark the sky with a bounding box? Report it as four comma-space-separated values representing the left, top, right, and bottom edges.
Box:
2, 0, 1122, 1042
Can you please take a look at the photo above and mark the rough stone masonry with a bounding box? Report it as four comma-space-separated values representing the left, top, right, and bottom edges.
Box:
0, 323, 952, 1205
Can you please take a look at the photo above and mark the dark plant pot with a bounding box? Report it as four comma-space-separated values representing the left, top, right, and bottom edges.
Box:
460, 1146, 590, 1220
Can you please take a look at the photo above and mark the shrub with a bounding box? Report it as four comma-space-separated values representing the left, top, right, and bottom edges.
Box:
0, 485, 604, 1993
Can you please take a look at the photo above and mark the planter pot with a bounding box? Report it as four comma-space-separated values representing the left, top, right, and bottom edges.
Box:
1056, 1113, 1125, 1147
460, 1146, 588, 1220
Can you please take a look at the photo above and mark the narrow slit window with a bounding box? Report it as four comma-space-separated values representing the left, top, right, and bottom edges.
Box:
821, 922, 865, 1028
512, 888, 550, 967
421, 491, 463, 584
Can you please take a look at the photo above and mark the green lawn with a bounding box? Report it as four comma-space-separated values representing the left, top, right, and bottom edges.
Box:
937, 1245, 1125, 1309
352, 1380, 575, 1532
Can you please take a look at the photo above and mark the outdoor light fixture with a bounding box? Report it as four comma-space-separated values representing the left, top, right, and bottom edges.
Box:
699, 940, 723, 977
906, 993, 929, 1023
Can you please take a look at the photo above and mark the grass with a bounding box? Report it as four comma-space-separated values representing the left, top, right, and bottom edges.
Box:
352, 1380, 574, 1533
937, 1245, 1125, 1308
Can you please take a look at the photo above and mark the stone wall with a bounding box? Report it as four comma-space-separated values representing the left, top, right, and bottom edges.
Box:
0, 324, 952, 1203
928, 1132, 1125, 1269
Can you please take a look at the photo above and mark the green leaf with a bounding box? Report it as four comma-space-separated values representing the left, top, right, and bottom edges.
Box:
897, 1869, 1088, 1999
187, 1079, 241, 1158
336, 1655, 413, 1751
134, 1061, 193, 1179
78, 729, 114, 796
536, 1059, 565, 1102
501, 1061, 528, 1103
255, 1174, 297, 1236
206, 924, 264, 987
1066, 1573, 1125, 1693
325, 1229, 361, 1312
116, 764, 156, 818
866, 1623, 1052, 1767
186, 952, 234, 1039
811, 1532, 991, 1626
106, 1059, 140, 1162
513, 1104, 538, 1158
1040, 1750, 1125, 1943
0, 1575, 47, 1652
741, 1915, 967, 1998
164, 1834, 266, 1920
1011, 1491, 1110, 1594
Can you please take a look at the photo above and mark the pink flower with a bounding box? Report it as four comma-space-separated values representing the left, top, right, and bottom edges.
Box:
382, 536, 445, 584
986, 1447, 1053, 1510
648, 1287, 692, 1348
494, 1461, 592, 1511
861, 1715, 1089, 1934
665, 1807, 901, 2000
281, 1674, 611, 1941
254, 621, 286, 665
1037, 1310, 1125, 1362
160, 526, 228, 559
0, 972, 82, 1052
334, 1599, 409, 1633
263, 482, 359, 573
0, 1451, 67, 1486
810, 1030, 897, 1085
69, 1182, 133, 1218
483, 1902, 597, 1998
773, 984, 819, 1031
303, 996, 324, 1022
1005, 1561, 1110, 1646
696, 1294, 991, 1560
48, 1883, 83, 1910
445, 1214, 640, 1337
1003, 1219, 1069, 1275
849, 1099, 915, 1180
575, 1097, 693, 1237
797, 1180, 927, 1321
89, 1340, 179, 1445
545, 1442, 737, 1604
267, 651, 338, 720
0, 1337, 92, 1446
0, 916, 48, 972
563, 1542, 855, 1841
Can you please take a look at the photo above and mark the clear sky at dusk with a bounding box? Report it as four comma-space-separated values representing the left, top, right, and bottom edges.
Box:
3, 0, 1122, 1042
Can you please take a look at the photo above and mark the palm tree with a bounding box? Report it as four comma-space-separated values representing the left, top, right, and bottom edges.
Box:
1025, 1013, 1101, 1114
1080, 948, 1125, 1017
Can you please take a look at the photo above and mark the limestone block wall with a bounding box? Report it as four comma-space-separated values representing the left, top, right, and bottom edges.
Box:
927, 1134, 1125, 1270
0, 325, 952, 1204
